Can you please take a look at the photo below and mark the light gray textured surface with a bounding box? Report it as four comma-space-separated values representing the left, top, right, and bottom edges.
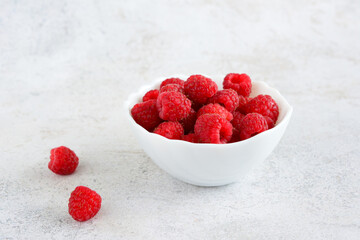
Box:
1, 0, 359, 239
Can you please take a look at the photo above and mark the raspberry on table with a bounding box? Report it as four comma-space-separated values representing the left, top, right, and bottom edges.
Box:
160, 83, 185, 94
131, 99, 162, 131
153, 121, 184, 140
223, 73, 252, 97
231, 111, 245, 131
179, 108, 197, 134
197, 103, 233, 121
48, 146, 79, 175
142, 89, 159, 102
156, 92, 191, 121
160, 78, 185, 89
184, 75, 218, 105
195, 114, 233, 144
239, 113, 268, 140
242, 94, 279, 126
182, 133, 198, 143
208, 89, 240, 112
68, 186, 102, 222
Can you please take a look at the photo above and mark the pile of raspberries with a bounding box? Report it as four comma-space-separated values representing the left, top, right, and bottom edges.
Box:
131, 73, 279, 144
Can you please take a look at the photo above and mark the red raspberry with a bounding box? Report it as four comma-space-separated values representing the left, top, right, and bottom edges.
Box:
157, 92, 191, 121
182, 133, 198, 143
231, 111, 245, 131
223, 73, 252, 97
160, 84, 185, 94
160, 78, 185, 89
179, 108, 197, 134
131, 99, 162, 131
208, 89, 239, 112
68, 186, 102, 222
142, 89, 159, 102
229, 128, 241, 143
153, 121, 184, 140
184, 75, 218, 104
239, 113, 268, 140
237, 96, 252, 113
242, 94, 279, 125
265, 116, 275, 129
195, 114, 233, 144
197, 103, 233, 121
189, 101, 203, 112
48, 146, 79, 175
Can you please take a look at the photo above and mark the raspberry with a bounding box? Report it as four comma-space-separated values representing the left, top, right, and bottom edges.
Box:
195, 114, 233, 144
131, 99, 162, 131
237, 96, 251, 113
184, 75, 218, 104
231, 111, 245, 131
153, 121, 184, 140
142, 89, 159, 102
48, 146, 79, 175
179, 108, 197, 134
239, 113, 268, 140
182, 133, 198, 143
223, 73, 252, 97
197, 103, 233, 121
160, 84, 185, 94
160, 78, 185, 89
265, 116, 275, 129
208, 89, 239, 112
242, 94, 279, 125
229, 128, 241, 143
68, 186, 102, 222
157, 92, 191, 121
189, 101, 203, 112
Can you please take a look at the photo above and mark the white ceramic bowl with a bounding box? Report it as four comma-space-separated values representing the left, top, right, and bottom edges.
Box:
125, 75, 293, 186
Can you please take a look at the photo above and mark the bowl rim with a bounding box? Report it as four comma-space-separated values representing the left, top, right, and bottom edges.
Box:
124, 75, 293, 148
